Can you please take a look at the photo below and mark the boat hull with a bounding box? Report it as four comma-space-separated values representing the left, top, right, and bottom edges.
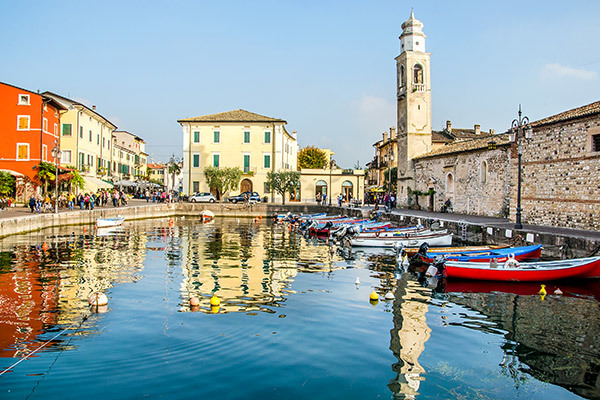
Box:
96, 217, 124, 228
350, 233, 453, 248
443, 256, 600, 281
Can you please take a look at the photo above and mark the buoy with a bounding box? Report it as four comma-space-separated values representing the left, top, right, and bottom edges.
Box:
355, 277, 360, 285
83, 227, 86, 233
369, 291, 379, 301
190, 296, 200, 306
88, 292, 108, 306
554, 288, 563, 295
539, 284, 547, 295
259, 215, 262, 220
210, 295, 220, 306
168, 218, 174, 227
210, 305, 220, 314
385, 292, 395, 300
41, 242, 49, 251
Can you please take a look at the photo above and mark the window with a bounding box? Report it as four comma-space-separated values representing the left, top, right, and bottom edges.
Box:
16, 143, 29, 160
264, 182, 270, 193
97, 134, 100, 145
413, 64, 424, 84
213, 130, 220, 143
54, 123, 58, 135
193, 181, 200, 193
17, 115, 30, 130
62, 150, 72, 164
62, 124, 72, 136
400, 65, 406, 88
213, 153, 220, 167
243, 131, 251, 143
263, 154, 271, 168
480, 161, 487, 184
264, 131, 271, 144
79, 152, 85, 168
193, 131, 200, 143
79, 126, 83, 138
593, 134, 600, 152
193, 153, 200, 168
243, 154, 250, 173
42, 145, 47, 161
446, 173, 454, 193
18, 94, 30, 105
89, 130, 92, 141
43, 118, 48, 132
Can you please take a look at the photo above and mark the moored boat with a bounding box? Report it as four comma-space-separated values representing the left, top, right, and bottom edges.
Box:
442, 256, 600, 281
350, 232, 453, 248
96, 216, 125, 228
413, 244, 542, 263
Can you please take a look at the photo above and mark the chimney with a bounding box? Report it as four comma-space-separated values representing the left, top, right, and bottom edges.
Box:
92, 105, 96, 111
389, 126, 397, 139
446, 121, 452, 133
489, 128, 495, 135
383, 131, 388, 142
474, 124, 481, 135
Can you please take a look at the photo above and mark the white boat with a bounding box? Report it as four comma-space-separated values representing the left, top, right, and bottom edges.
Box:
96, 216, 125, 228
350, 232, 453, 248
200, 210, 215, 221
354, 228, 447, 239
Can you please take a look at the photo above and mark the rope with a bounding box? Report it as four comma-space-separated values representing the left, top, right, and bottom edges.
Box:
0, 312, 90, 377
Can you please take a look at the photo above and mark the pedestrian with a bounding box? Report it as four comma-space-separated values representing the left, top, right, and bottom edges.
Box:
337, 194, 343, 207
29, 195, 36, 213
316, 192, 321, 205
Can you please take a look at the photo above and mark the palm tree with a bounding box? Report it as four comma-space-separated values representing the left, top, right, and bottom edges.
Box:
168, 154, 181, 192
35, 162, 56, 195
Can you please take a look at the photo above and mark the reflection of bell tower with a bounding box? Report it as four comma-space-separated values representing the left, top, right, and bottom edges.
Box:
395, 11, 432, 206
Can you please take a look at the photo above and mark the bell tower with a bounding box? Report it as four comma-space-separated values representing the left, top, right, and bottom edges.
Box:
395, 11, 432, 206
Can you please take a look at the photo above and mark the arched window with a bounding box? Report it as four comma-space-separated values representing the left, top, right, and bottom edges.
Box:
400, 65, 406, 88
413, 64, 423, 84
480, 161, 487, 184
342, 181, 353, 201
446, 173, 454, 193
315, 180, 328, 196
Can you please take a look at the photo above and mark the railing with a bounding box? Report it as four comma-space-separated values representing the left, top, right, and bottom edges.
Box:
243, 167, 257, 175
413, 84, 426, 92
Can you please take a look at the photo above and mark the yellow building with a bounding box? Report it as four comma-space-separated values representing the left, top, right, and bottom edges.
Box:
44, 92, 116, 192
299, 167, 365, 204
111, 130, 148, 182
178, 109, 298, 201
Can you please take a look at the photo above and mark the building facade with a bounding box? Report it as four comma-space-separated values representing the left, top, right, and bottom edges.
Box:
0, 82, 66, 200
111, 131, 148, 182
178, 109, 298, 201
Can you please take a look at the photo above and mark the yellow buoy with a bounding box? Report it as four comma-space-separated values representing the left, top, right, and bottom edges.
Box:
539, 284, 547, 295
211, 305, 220, 314
369, 291, 379, 301
210, 295, 220, 306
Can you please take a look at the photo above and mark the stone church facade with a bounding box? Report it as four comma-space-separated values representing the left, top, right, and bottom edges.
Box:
393, 12, 600, 230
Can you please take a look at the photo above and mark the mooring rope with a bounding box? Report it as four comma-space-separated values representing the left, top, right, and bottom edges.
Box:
0, 312, 90, 377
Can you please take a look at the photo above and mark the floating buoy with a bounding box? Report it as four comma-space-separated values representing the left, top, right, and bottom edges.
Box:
355, 277, 360, 285
88, 292, 108, 306
369, 291, 379, 301
168, 218, 174, 227
259, 215, 262, 220
190, 296, 200, 306
210, 295, 220, 306
385, 292, 395, 300
539, 284, 547, 295
41, 242, 49, 251
210, 305, 220, 314
83, 227, 86, 233
554, 288, 563, 295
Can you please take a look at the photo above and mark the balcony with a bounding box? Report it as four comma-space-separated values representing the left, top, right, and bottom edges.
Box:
242, 167, 257, 176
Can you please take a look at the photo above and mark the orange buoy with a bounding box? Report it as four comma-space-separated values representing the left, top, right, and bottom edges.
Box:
190, 296, 200, 306
83, 227, 86, 233
41, 242, 49, 251
168, 218, 174, 227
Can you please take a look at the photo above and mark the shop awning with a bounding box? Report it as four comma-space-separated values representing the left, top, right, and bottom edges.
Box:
83, 176, 114, 192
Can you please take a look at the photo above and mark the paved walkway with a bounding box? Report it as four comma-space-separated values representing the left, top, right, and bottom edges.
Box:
0, 198, 154, 219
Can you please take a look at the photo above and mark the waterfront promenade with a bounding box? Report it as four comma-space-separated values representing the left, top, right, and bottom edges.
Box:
0, 200, 599, 257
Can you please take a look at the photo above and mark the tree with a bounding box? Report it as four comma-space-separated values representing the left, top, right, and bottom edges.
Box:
35, 162, 56, 195
0, 171, 15, 196
298, 146, 328, 169
168, 154, 182, 192
204, 166, 242, 201
265, 171, 300, 205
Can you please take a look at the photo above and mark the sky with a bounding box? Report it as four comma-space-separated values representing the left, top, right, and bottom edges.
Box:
2, 0, 599, 168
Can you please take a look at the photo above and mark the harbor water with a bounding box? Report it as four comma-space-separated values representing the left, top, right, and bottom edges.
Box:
0, 217, 599, 399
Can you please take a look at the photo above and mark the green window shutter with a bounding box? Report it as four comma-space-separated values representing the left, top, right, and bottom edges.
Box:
193, 154, 200, 168
213, 154, 219, 167
243, 154, 250, 172
264, 131, 271, 143
213, 131, 220, 143
264, 155, 271, 168
193, 131, 200, 143
62, 124, 72, 136
244, 131, 250, 143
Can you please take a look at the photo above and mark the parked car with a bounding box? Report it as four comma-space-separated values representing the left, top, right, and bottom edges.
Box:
189, 192, 216, 203
228, 191, 261, 204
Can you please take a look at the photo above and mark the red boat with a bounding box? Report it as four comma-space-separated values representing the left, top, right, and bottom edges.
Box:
442, 256, 600, 282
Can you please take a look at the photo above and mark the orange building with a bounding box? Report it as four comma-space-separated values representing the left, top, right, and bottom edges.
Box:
0, 81, 66, 199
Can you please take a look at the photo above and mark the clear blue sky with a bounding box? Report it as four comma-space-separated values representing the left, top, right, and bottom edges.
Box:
2, 0, 599, 168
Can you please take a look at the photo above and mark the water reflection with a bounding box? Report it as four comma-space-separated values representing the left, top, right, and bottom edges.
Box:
443, 280, 600, 399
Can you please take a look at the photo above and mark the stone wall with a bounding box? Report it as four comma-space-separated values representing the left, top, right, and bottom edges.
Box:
413, 147, 511, 217
518, 114, 600, 230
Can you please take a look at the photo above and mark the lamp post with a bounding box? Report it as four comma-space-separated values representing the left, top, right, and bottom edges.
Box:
51, 139, 61, 214
509, 105, 532, 229
388, 150, 394, 198
328, 155, 334, 206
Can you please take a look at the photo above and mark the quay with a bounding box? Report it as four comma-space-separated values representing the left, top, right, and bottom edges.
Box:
0, 200, 599, 259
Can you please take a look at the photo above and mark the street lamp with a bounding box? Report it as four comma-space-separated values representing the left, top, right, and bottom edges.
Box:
509, 105, 532, 229
51, 139, 61, 214
328, 156, 335, 206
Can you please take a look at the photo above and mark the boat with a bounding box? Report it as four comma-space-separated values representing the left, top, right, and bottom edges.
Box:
200, 210, 215, 222
441, 256, 600, 282
411, 244, 542, 263
403, 244, 509, 258
96, 216, 125, 228
350, 232, 453, 248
